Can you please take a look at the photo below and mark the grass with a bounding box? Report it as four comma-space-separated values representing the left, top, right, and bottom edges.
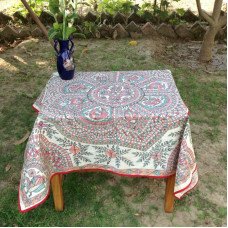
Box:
0, 38, 226, 226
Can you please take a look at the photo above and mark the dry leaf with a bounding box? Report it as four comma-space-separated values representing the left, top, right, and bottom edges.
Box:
14, 131, 30, 145
81, 48, 88, 55
95, 31, 101, 39
129, 40, 137, 46
5, 164, 11, 172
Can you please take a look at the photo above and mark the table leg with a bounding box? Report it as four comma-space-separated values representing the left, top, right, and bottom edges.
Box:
51, 174, 64, 211
164, 174, 175, 213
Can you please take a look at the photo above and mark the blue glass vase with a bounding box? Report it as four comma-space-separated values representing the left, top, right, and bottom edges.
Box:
54, 39, 75, 80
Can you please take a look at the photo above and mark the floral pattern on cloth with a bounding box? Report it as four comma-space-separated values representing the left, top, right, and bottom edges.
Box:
19, 70, 198, 212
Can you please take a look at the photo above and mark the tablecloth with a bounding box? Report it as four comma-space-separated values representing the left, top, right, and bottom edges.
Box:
19, 70, 198, 212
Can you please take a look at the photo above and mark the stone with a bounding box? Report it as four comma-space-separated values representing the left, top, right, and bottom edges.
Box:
128, 12, 145, 24
175, 24, 193, 39
190, 21, 207, 40
0, 25, 19, 42
0, 12, 13, 25
182, 9, 198, 22
84, 12, 97, 22
129, 32, 142, 39
18, 27, 30, 39
39, 11, 55, 25
157, 23, 177, 39
31, 27, 44, 38
141, 22, 158, 37
113, 23, 129, 38
13, 11, 28, 24
113, 12, 126, 25
126, 21, 141, 33
100, 12, 113, 24
98, 24, 114, 38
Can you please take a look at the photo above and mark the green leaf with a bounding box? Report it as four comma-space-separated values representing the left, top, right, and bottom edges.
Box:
66, 12, 77, 21
53, 22, 59, 30
74, 33, 86, 39
49, 31, 58, 39
65, 26, 76, 39
49, 0, 60, 14
48, 27, 61, 40
176, 8, 185, 16
45, 10, 55, 17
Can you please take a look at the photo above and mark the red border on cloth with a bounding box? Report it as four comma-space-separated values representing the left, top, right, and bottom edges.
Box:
174, 165, 198, 199
18, 167, 198, 213
32, 105, 39, 113
18, 168, 177, 213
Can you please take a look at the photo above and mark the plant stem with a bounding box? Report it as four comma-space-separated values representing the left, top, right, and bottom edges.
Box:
74, 0, 77, 25
62, 0, 66, 40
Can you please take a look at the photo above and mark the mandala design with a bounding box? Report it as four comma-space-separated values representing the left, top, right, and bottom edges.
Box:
34, 71, 188, 151
19, 70, 198, 212
88, 83, 144, 107
79, 106, 113, 125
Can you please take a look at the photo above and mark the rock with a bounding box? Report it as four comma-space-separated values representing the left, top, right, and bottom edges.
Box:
141, 22, 158, 37
129, 32, 142, 39
113, 23, 129, 38
31, 27, 44, 38
84, 12, 97, 22
175, 24, 193, 39
98, 24, 114, 38
18, 27, 30, 39
113, 12, 126, 25
0, 25, 18, 42
157, 23, 177, 38
126, 21, 141, 33
39, 11, 55, 25
182, 9, 198, 22
128, 12, 145, 24
100, 12, 113, 24
0, 12, 13, 25
190, 21, 206, 40
13, 11, 28, 24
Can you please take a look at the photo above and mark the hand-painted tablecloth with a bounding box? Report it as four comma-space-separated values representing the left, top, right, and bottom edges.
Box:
19, 70, 198, 212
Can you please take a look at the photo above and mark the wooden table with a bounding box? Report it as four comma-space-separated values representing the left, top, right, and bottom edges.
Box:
19, 71, 198, 213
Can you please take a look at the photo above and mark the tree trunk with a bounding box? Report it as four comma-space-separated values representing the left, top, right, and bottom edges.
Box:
199, 26, 219, 62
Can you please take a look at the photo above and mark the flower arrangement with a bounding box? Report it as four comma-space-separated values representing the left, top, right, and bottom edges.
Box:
47, 0, 83, 40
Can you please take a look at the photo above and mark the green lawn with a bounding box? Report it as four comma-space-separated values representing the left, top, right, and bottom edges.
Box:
0, 38, 226, 226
